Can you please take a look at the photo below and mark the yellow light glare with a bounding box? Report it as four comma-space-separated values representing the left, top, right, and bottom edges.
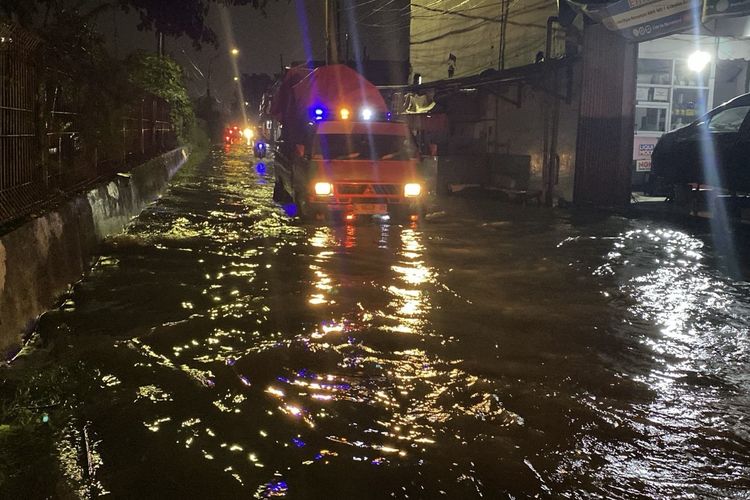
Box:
339, 108, 350, 120
404, 183, 421, 197
243, 128, 254, 139
231, 48, 239, 56
314, 182, 333, 196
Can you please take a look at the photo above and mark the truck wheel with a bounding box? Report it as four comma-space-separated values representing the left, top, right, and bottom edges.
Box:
295, 189, 320, 221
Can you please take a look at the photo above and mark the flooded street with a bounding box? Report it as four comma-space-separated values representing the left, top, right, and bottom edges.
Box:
5, 146, 750, 498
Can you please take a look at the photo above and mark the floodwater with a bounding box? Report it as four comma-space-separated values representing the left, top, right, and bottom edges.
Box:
4, 146, 750, 498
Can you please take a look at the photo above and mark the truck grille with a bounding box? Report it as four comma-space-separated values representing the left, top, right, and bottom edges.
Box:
337, 183, 398, 195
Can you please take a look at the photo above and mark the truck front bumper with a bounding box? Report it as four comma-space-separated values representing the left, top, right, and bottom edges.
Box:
311, 196, 423, 216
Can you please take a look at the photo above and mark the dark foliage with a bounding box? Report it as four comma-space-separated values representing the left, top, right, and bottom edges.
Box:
128, 51, 195, 142
1, 0, 277, 49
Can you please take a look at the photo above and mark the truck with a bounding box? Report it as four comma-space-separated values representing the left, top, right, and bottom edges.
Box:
271, 64, 424, 221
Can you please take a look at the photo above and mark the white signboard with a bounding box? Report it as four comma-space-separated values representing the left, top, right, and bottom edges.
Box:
633, 135, 659, 164
636, 159, 653, 172
570, 0, 696, 42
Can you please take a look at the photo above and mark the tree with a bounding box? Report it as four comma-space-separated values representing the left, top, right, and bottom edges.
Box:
1, 0, 278, 49
25, 1, 138, 162
128, 51, 194, 142
118, 0, 275, 49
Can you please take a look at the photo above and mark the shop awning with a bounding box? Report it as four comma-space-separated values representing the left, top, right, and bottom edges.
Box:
402, 93, 437, 114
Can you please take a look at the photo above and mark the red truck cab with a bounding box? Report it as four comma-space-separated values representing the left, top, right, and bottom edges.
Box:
274, 117, 423, 220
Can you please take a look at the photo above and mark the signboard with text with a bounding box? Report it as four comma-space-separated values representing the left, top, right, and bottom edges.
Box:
703, 0, 750, 19
633, 135, 659, 171
636, 159, 653, 172
569, 0, 698, 42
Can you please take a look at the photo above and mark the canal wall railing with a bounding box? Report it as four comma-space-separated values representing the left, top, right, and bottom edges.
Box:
0, 147, 189, 357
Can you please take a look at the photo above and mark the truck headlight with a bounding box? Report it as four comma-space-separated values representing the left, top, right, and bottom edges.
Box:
314, 182, 333, 196
404, 183, 421, 197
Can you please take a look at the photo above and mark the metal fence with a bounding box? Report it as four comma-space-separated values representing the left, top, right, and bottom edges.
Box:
0, 24, 40, 224
0, 23, 176, 228
44, 95, 174, 190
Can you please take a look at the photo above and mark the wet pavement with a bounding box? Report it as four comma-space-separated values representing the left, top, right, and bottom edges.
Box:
4, 146, 750, 498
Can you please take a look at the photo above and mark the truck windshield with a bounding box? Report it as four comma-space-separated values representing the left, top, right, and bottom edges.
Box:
313, 134, 417, 161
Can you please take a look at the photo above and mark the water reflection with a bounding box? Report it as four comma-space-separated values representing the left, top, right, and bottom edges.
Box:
308, 227, 336, 305
385, 227, 432, 334
279, 218, 524, 494
9, 147, 749, 498
581, 224, 750, 494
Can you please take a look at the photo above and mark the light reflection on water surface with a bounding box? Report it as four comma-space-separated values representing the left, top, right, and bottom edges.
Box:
18, 146, 750, 498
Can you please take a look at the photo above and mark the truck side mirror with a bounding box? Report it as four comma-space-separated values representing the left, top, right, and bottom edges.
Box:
295, 144, 305, 157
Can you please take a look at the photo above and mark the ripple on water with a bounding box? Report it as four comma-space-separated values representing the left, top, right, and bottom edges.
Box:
12, 148, 750, 498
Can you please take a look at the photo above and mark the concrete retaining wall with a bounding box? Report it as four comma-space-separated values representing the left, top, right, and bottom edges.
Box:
0, 147, 189, 356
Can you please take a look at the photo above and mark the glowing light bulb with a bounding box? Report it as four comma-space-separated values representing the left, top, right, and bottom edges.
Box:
688, 50, 711, 72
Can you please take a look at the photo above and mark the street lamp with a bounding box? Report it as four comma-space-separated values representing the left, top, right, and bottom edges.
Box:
231, 48, 239, 56
233, 76, 239, 81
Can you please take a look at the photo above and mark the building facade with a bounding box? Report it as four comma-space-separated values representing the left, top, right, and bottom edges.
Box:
405, 0, 750, 206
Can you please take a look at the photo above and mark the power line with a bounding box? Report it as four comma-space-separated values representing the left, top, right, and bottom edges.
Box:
412, 1, 501, 22
410, 2, 550, 45
343, 0, 552, 62
412, 19, 494, 45
357, 0, 402, 22
339, 0, 380, 11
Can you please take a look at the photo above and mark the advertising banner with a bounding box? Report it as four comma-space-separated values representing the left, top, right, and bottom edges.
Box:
633, 135, 658, 171
569, 0, 698, 42
703, 0, 750, 19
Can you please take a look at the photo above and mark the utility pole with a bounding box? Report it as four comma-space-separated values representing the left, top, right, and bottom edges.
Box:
325, 0, 330, 65
345, 33, 350, 65
325, 0, 339, 65
498, 0, 509, 70
156, 31, 165, 57
206, 57, 214, 99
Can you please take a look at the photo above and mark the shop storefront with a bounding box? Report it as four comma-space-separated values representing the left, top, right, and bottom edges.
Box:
633, 35, 750, 190
568, 0, 750, 194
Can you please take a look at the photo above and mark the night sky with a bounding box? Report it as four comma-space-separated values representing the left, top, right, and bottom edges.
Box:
98, 1, 409, 101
